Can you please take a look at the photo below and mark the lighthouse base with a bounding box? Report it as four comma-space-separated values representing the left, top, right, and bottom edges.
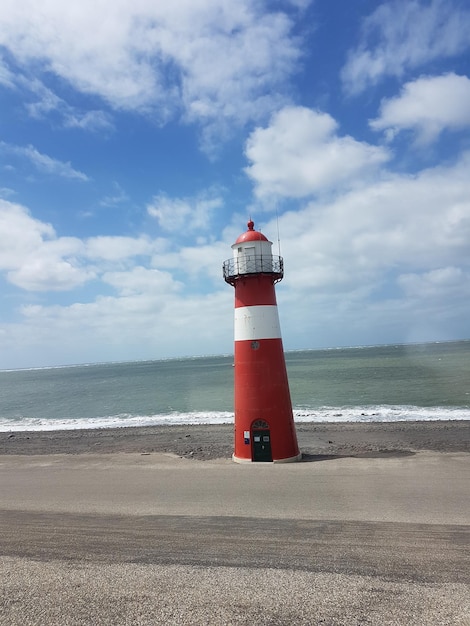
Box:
232, 452, 302, 464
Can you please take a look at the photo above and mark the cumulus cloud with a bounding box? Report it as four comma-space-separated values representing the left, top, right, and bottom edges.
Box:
102, 266, 182, 297
8, 287, 233, 367
0, 200, 92, 291
0, 200, 55, 270
370, 73, 470, 144
251, 151, 470, 348
147, 190, 224, 233
0, 0, 307, 144
0, 195, 227, 297
277, 152, 470, 290
342, 0, 470, 95
0, 200, 167, 292
8, 255, 92, 292
2, 145, 470, 364
85, 236, 156, 262
245, 106, 389, 198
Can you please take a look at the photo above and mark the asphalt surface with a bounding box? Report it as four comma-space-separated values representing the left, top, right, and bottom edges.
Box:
1, 451, 468, 523
1, 449, 469, 625
1, 510, 468, 584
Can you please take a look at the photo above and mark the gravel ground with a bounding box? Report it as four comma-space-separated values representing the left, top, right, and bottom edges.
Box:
1, 420, 469, 458
2, 557, 470, 626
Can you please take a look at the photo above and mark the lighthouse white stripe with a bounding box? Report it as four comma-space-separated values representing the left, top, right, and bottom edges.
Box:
234, 305, 281, 341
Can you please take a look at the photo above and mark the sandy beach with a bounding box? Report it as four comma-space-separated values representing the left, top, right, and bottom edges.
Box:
1, 421, 469, 625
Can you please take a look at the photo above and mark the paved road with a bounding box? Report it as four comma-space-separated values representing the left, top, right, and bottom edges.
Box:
1, 451, 469, 523
1, 510, 468, 584
1, 452, 469, 625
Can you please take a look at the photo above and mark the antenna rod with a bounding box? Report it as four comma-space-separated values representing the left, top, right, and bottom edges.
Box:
276, 207, 281, 256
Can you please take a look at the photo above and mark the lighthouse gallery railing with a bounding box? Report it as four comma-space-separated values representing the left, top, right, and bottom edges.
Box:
223, 254, 284, 285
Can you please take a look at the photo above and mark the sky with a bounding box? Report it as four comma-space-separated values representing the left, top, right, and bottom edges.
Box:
0, 0, 469, 369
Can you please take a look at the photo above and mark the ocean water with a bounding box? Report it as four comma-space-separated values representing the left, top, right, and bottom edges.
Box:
0, 341, 469, 432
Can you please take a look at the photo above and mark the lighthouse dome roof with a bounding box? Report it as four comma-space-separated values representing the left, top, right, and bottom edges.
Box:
234, 220, 269, 244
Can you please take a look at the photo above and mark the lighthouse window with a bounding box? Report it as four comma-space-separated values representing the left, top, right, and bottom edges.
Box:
238, 247, 242, 252
251, 341, 260, 350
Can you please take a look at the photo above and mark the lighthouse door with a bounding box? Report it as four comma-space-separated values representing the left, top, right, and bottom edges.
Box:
251, 421, 272, 462
238, 245, 256, 274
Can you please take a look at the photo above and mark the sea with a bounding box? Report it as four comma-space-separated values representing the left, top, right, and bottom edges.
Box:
0, 341, 469, 432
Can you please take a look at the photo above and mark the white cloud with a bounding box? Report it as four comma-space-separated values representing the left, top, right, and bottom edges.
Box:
8, 255, 92, 292
0, 200, 168, 292
85, 236, 156, 262
64, 110, 113, 132
2, 146, 470, 366
0, 142, 89, 181
1, 55, 113, 132
245, 106, 389, 198
394, 266, 470, 343
99, 183, 129, 209
371, 73, 470, 144
0, 53, 14, 87
0, 195, 225, 298
0, 186, 15, 198
5, 287, 233, 367
170, 240, 230, 283
102, 266, 182, 296
285, 0, 311, 8
0, 200, 93, 291
0, 200, 55, 270
342, 0, 470, 95
398, 267, 467, 299
147, 190, 224, 233
23, 80, 63, 117
276, 152, 470, 292
254, 153, 470, 349
21, 77, 114, 132
0, 0, 307, 143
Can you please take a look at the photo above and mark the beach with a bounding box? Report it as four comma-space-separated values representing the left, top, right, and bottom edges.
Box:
2, 419, 469, 457
1, 421, 469, 625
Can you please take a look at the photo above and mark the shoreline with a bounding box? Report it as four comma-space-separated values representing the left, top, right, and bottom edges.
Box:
1, 419, 468, 459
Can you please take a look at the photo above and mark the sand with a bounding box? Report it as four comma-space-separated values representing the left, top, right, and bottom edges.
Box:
1, 421, 469, 625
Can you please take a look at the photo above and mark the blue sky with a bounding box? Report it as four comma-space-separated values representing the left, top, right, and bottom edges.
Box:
1, 0, 470, 369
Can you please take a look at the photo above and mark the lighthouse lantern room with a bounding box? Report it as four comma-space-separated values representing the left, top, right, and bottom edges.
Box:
223, 220, 301, 463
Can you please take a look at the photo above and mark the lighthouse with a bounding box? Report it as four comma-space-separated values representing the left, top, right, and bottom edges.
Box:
223, 220, 301, 463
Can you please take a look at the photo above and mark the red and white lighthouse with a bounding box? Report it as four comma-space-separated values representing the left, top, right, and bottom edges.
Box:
223, 220, 301, 463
